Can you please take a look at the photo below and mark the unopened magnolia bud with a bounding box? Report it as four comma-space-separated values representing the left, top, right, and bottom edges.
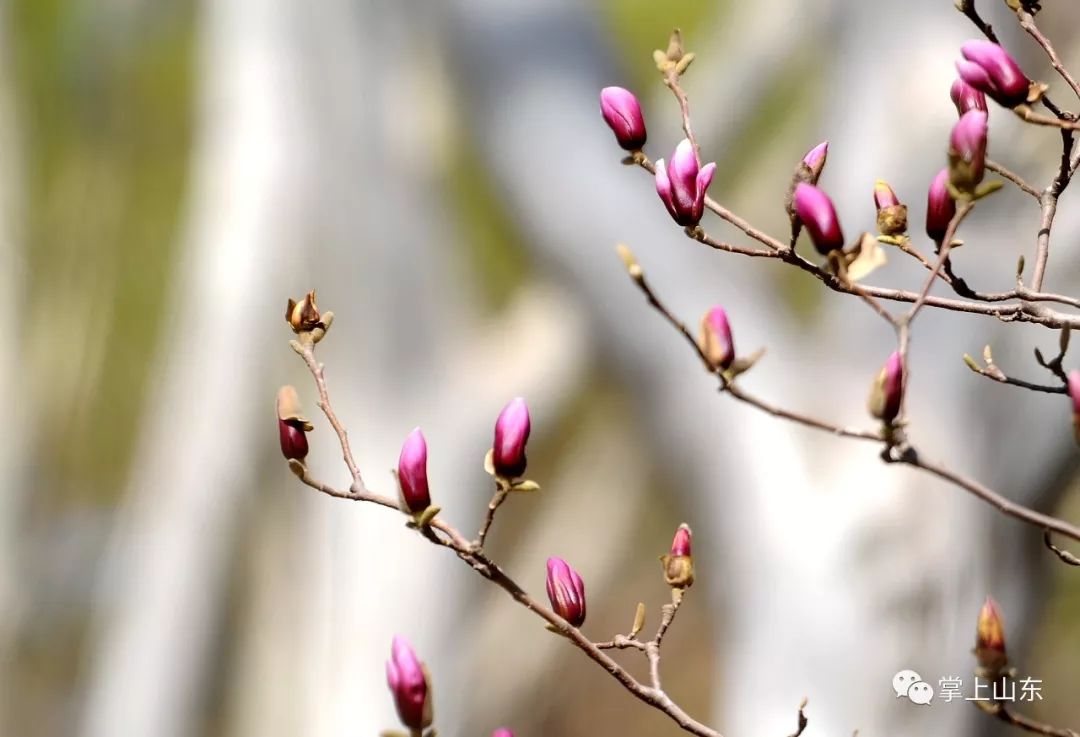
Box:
801, 141, 829, 184
926, 169, 957, 243
492, 730, 514, 737
948, 110, 988, 195
793, 183, 845, 254
276, 385, 313, 461
868, 351, 904, 424
660, 523, 694, 589
1068, 370, 1080, 446
546, 556, 586, 627
698, 306, 735, 371
492, 397, 531, 479
950, 78, 988, 116
600, 86, 647, 152
285, 290, 322, 333
655, 139, 716, 227
957, 40, 1032, 108
873, 180, 908, 237
397, 427, 431, 514
974, 597, 1008, 674
386, 636, 433, 730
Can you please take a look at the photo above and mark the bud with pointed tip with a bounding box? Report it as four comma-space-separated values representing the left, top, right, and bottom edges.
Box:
277, 385, 313, 461
801, 141, 829, 184
1068, 371, 1080, 446
655, 139, 717, 227
974, 597, 1008, 674
397, 427, 431, 514
951, 78, 988, 116
661, 523, 694, 589
873, 180, 908, 237
286, 290, 321, 333
386, 636, 433, 730
492, 398, 531, 479
600, 86, 647, 152
868, 351, 904, 424
698, 306, 735, 371
546, 557, 586, 627
957, 40, 1031, 108
926, 169, 957, 243
948, 110, 988, 195
793, 183, 845, 254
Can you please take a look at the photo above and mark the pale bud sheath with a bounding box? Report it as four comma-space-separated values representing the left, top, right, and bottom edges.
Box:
397, 427, 431, 513
655, 139, 716, 227
546, 556, 587, 627
386, 636, 434, 730
276, 385, 312, 461
600, 86, 647, 151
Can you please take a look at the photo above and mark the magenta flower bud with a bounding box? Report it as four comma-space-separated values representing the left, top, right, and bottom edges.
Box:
661, 523, 694, 588
873, 181, 900, 211
670, 524, 692, 557
957, 40, 1031, 108
801, 141, 829, 184
1068, 370, 1080, 446
950, 78, 988, 116
397, 427, 431, 514
926, 168, 957, 243
874, 180, 907, 237
545, 557, 586, 627
386, 636, 433, 730
655, 139, 717, 227
698, 306, 735, 371
492, 397, 531, 478
949, 110, 988, 194
793, 183, 845, 254
599, 86, 647, 152
492, 730, 514, 737
868, 351, 904, 424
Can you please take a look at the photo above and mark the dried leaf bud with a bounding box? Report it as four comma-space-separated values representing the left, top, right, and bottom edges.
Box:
956, 40, 1032, 109
397, 427, 431, 514
1068, 370, 1080, 446
600, 86, 647, 152
867, 351, 904, 424
948, 110, 989, 195
386, 636, 433, 730
873, 180, 908, 237
698, 306, 735, 371
656, 139, 716, 227
492, 397, 531, 479
926, 169, 957, 243
285, 290, 322, 333
793, 183, 845, 254
660, 523, 694, 589
546, 556, 586, 627
276, 385, 313, 461
974, 597, 1008, 674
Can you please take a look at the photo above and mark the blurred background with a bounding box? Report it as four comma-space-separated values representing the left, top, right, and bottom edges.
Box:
3, 1, 1080, 736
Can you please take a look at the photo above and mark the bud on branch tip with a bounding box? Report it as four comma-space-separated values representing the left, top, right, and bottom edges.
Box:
397, 427, 431, 514
698, 306, 735, 371
386, 636, 433, 730
974, 596, 1007, 674
793, 183, 845, 254
948, 110, 989, 196
661, 523, 695, 589
492, 398, 531, 479
546, 556, 586, 627
926, 169, 957, 243
867, 351, 904, 424
656, 139, 716, 227
956, 40, 1032, 109
600, 86, 647, 152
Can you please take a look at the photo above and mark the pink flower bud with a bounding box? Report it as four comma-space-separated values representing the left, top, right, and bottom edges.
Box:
661, 523, 695, 589
873, 180, 900, 210
925, 169, 957, 243
493, 397, 531, 478
874, 180, 908, 237
801, 141, 829, 184
397, 427, 431, 514
386, 636, 433, 730
276, 385, 312, 461
950, 78, 988, 116
545, 556, 586, 627
793, 183, 845, 254
698, 306, 735, 370
948, 110, 988, 194
1068, 370, 1080, 446
868, 351, 904, 424
492, 730, 514, 737
655, 139, 717, 227
957, 40, 1031, 108
600, 86, 647, 152
670, 523, 692, 557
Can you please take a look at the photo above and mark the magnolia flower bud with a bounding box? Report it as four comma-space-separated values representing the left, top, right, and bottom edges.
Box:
285, 290, 321, 333
873, 180, 908, 237
925, 169, 957, 243
948, 110, 988, 195
956, 40, 1031, 108
974, 597, 1008, 674
276, 385, 313, 461
660, 523, 694, 589
793, 183, 845, 254
492, 397, 531, 479
397, 427, 431, 514
492, 729, 514, 737
950, 78, 988, 116
546, 557, 586, 627
1068, 370, 1080, 446
801, 141, 829, 184
698, 306, 735, 371
655, 139, 717, 227
599, 86, 647, 152
867, 351, 904, 424
386, 636, 433, 730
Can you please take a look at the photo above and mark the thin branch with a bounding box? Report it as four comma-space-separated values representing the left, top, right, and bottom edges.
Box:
957, 0, 1000, 43
987, 159, 1040, 199
1016, 9, 1080, 103
296, 338, 365, 489
476, 486, 509, 548
1044, 530, 1080, 566
908, 200, 976, 324
979, 701, 1080, 737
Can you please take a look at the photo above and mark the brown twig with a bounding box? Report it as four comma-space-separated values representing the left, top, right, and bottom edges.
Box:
1016, 9, 1080, 104
296, 338, 365, 489
987, 159, 1040, 200
476, 486, 509, 548
787, 698, 809, 737
1044, 530, 1080, 566
979, 700, 1080, 737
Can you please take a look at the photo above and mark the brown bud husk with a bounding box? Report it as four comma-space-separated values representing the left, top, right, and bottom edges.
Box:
974, 597, 1008, 676
661, 553, 694, 589
276, 385, 313, 429
286, 290, 322, 333
877, 205, 908, 238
